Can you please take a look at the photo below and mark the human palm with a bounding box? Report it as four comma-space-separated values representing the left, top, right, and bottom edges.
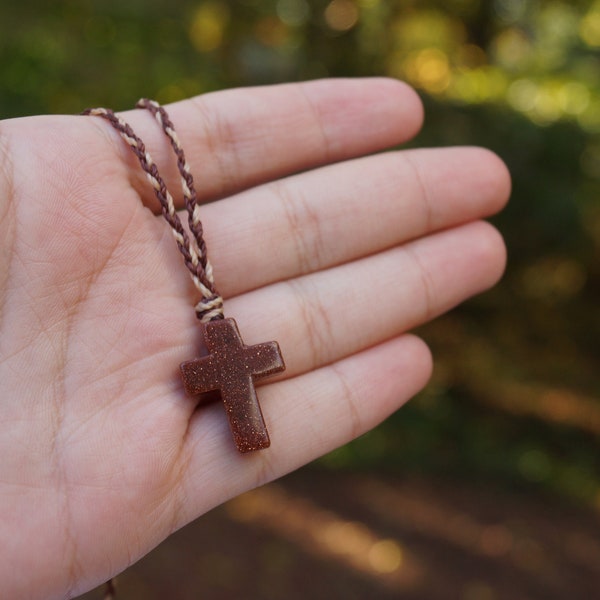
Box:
0, 79, 509, 599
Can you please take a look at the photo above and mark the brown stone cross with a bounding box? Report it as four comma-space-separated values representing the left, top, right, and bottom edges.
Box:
180, 318, 285, 453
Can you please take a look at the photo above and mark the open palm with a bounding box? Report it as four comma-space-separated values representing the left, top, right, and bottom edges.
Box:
0, 79, 509, 599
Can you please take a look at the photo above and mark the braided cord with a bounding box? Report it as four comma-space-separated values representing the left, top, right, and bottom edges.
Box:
82, 104, 224, 322
103, 578, 116, 600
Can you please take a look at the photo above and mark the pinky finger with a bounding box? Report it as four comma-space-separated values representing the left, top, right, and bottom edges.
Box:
178, 334, 433, 526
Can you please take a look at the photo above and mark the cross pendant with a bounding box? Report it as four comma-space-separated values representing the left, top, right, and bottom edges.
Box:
180, 318, 285, 453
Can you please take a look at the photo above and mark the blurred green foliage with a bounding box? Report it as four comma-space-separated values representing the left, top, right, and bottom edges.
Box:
1, 0, 599, 506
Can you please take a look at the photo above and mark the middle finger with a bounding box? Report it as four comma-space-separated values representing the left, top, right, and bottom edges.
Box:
194, 146, 509, 297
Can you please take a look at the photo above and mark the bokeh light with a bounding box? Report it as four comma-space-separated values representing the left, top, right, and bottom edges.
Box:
189, 1, 230, 52
324, 0, 359, 32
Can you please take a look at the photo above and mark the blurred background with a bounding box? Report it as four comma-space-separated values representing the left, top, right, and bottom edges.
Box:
2, 0, 599, 598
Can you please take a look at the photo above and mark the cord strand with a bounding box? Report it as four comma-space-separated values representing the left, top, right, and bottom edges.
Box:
135, 99, 211, 277
82, 105, 224, 322
103, 578, 116, 600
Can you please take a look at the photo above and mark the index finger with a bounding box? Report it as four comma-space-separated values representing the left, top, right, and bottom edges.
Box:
113, 78, 424, 208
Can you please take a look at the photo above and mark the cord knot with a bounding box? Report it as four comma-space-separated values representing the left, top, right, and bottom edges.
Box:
195, 294, 224, 322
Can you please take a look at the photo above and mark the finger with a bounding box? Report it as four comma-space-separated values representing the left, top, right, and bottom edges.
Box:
197, 146, 510, 297
225, 220, 506, 379
177, 333, 432, 523
110, 78, 424, 209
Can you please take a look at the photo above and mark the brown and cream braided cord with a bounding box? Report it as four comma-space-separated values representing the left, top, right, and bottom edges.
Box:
83, 100, 224, 323
102, 578, 116, 600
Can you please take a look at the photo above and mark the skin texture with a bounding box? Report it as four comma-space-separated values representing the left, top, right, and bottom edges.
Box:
0, 78, 510, 599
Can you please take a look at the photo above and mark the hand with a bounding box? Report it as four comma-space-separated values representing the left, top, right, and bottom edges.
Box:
0, 78, 509, 598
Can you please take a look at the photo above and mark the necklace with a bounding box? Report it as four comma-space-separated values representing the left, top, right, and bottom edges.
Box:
83, 99, 285, 453
83, 99, 286, 600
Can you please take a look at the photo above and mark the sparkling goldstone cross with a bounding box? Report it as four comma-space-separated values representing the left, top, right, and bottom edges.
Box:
180, 318, 285, 453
